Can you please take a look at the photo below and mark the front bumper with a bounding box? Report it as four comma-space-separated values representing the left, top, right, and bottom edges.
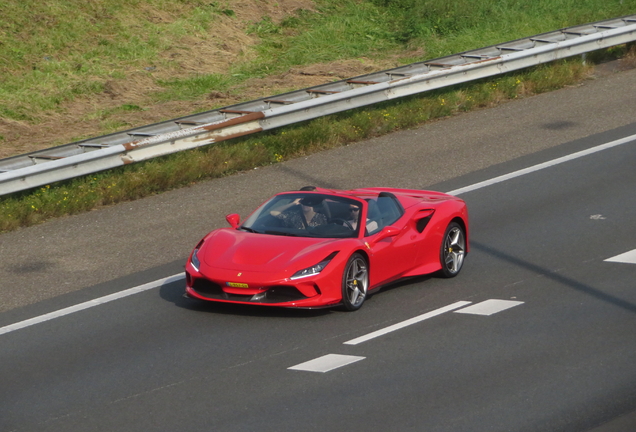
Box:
184, 262, 342, 308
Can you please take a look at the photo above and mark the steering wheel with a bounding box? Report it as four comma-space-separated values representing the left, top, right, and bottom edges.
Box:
330, 218, 354, 230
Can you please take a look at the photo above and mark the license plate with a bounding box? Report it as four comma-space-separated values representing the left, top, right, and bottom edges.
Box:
226, 282, 249, 288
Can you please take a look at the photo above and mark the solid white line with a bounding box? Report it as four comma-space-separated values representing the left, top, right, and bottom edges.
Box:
446, 133, 636, 196
288, 354, 366, 373
343, 301, 471, 345
0, 273, 184, 336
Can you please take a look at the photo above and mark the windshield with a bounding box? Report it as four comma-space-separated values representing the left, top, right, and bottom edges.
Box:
241, 193, 362, 238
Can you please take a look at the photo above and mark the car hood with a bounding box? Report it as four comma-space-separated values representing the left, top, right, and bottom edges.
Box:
200, 228, 343, 274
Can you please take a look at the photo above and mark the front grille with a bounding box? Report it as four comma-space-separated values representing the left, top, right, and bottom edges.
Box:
191, 278, 308, 303
263, 286, 308, 303
191, 279, 225, 298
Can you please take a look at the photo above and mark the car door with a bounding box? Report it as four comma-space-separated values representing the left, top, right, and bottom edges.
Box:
365, 193, 419, 287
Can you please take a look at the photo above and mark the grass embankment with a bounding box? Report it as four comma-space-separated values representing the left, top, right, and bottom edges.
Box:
1, 0, 635, 232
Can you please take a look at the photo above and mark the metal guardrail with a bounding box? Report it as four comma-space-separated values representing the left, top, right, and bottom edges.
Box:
1, 15, 635, 196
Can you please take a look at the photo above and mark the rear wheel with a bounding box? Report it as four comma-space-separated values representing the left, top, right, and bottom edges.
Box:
341, 253, 369, 311
439, 222, 466, 278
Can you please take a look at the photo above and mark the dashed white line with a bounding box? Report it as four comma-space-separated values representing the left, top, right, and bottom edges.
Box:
605, 249, 636, 264
453, 299, 524, 316
0, 274, 184, 336
293, 299, 524, 372
288, 354, 366, 373
343, 301, 471, 346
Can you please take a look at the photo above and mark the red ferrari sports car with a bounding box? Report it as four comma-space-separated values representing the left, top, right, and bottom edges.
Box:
185, 187, 469, 310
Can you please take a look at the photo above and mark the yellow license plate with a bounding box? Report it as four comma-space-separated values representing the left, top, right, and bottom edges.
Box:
226, 282, 249, 288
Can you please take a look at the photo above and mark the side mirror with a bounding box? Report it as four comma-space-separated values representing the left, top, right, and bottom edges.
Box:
226, 213, 240, 229
370, 226, 400, 245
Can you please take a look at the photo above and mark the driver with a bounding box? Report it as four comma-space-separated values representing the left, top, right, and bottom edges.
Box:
346, 205, 378, 233
271, 197, 327, 229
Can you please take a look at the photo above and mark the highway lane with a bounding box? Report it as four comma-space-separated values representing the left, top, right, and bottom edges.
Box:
1, 65, 635, 313
1, 125, 634, 431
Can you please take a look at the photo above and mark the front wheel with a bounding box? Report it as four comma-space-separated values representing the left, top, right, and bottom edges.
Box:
439, 222, 466, 278
341, 253, 369, 311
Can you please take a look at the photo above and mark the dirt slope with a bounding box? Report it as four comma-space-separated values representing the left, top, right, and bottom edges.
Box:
0, 0, 397, 159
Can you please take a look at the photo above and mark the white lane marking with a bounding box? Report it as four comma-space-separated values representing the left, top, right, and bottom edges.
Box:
0, 274, 184, 336
605, 249, 636, 264
292, 299, 524, 372
453, 299, 524, 316
446, 133, 636, 196
343, 301, 471, 346
288, 354, 366, 373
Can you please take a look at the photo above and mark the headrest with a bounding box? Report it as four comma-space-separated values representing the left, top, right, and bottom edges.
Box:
300, 196, 323, 207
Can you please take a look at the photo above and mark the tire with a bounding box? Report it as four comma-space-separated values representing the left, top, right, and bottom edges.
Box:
341, 253, 369, 311
439, 222, 466, 278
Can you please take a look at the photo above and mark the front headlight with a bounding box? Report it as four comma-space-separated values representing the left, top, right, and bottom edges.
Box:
290, 252, 338, 280
191, 248, 201, 272
190, 239, 205, 272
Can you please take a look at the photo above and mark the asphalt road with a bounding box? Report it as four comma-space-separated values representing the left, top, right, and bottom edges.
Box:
1, 65, 635, 431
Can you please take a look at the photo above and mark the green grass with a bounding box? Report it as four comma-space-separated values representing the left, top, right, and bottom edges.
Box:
0, 0, 225, 118
2, 0, 634, 115
155, 74, 234, 102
